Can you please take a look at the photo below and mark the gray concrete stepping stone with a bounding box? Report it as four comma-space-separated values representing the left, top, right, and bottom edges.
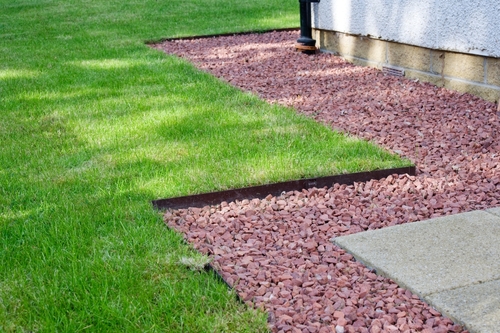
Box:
427, 279, 500, 333
332, 210, 500, 333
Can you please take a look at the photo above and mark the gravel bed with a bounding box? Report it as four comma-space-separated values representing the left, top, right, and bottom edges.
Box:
153, 31, 500, 333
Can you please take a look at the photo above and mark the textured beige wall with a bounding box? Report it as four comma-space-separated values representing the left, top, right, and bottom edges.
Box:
315, 29, 500, 103
312, 0, 500, 58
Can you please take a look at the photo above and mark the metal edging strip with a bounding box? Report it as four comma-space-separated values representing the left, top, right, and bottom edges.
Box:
152, 166, 416, 211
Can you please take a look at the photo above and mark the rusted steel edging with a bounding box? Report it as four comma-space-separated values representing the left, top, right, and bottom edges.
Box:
146, 28, 300, 44
152, 166, 416, 211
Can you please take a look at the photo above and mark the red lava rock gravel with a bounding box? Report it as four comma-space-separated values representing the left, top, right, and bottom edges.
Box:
153, 31, 500, 333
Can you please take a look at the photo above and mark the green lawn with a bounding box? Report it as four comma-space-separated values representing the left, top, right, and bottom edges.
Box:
0, 0, 410, 331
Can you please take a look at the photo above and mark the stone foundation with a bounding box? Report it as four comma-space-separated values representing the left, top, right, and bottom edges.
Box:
314, 29, 500, 103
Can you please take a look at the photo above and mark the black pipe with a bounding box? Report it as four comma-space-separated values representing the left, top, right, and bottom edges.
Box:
296, 0, 320, 54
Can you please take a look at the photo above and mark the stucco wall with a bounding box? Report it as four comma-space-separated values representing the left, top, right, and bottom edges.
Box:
312, 0, 500, 58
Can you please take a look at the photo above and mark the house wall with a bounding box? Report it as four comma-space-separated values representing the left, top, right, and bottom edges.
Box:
311, 0, 500, 102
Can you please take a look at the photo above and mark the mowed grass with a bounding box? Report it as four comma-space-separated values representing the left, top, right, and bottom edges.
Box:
0, 0, 411, 331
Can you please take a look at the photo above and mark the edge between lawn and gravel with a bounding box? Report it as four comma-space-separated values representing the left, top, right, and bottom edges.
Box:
152, 166, 416, 210
155, 30, 500, 333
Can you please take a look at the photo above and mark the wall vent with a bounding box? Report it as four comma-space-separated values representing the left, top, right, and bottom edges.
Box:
382, 66, 405, 77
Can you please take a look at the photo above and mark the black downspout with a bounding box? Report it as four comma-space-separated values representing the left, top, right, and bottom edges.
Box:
296, 0, 320, 54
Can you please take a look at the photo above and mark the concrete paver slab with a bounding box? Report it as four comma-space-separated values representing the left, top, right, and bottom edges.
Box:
427, 279, 500, 333
332, 211, 500, 296
333, 210, 500, 332
487, 207, 500, 217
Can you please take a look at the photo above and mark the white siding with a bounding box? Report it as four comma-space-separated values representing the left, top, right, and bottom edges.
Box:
312, 0, 500, 57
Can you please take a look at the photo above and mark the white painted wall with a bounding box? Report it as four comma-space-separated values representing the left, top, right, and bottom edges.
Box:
312, 0, 500, 58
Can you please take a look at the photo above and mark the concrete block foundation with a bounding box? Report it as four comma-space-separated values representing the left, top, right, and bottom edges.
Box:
314, 29, 500, 103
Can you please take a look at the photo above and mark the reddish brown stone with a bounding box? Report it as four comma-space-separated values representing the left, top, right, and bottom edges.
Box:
155, 30, 489, 333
